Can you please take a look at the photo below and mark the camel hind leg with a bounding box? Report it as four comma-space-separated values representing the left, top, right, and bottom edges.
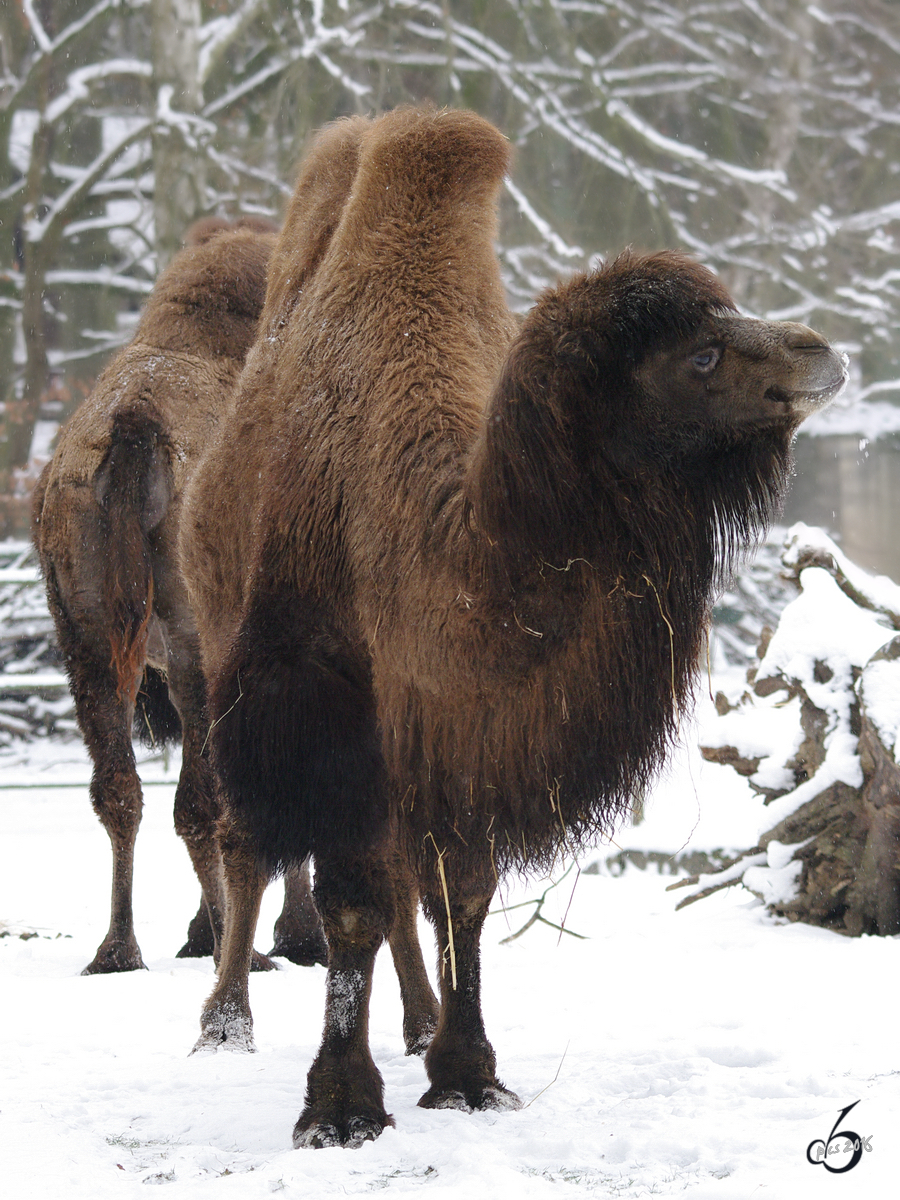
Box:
163, 659, 228, 960
268, 859, 328, 966
267, 855, 439, 1058
67, 646, 147, 974
178, 896, 216, 959
388, 851, 439, 1056
193, 820, 271, 1052
133, 664, 217, 961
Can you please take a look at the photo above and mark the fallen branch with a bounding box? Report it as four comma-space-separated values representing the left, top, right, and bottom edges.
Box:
490, 863, 588, 943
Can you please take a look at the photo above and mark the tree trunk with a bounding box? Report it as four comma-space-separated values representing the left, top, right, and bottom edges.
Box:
3, 0, 59, 480
151, 0, 205, 271
725, 0, 813, 306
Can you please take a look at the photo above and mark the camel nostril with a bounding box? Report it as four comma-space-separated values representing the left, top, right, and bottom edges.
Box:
782, 323, 831, 354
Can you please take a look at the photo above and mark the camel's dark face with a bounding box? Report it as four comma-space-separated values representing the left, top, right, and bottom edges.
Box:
634, 313, 847, 436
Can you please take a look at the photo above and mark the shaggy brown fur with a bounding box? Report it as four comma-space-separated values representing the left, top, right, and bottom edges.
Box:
32, 164, 438, 1049
181, 107, 847, 1146
31, 219, 279, 973
31, 219, 344, 976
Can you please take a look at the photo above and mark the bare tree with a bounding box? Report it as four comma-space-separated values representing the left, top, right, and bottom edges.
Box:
3, 0, 900, 531
151, 0, 206, 271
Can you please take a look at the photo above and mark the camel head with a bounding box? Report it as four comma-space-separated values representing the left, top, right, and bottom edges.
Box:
632, 312, 847, 439
553, 250, 848, 464
476, 248, 847, 563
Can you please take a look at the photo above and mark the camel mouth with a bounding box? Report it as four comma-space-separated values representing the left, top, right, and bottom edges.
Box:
768, 353, 849, 412
764, 385, 791, 406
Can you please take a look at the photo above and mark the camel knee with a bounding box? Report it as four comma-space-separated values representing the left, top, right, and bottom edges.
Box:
314, 859, 395, 955
173, 783, 219, 845
321, 905, 390, 955
89, 773, 143, 837
218, 821, 270, 893
421, 879, 492, 932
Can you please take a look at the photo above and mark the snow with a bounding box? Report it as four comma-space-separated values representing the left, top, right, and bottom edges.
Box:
755, 565, 893, 689
700, 528, 900, 875
861, 655, 900, 757
2, 710, 896, 1198
802, 393, 900, 436
2, 518, 897, 1197
780, 523, 900, 619
702, 691, 803, 772
9, 109, 40, 175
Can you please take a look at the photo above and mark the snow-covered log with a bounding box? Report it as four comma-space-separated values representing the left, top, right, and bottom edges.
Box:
672, 523, 900, 935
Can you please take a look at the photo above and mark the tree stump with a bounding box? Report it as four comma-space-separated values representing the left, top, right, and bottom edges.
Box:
671, 523, 900, 935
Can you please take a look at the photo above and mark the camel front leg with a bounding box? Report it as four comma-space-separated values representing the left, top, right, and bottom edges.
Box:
293, 848, 396, 1148
418, 849, 521, 1112
171, 705, 227, 960
193, 822, 270, 1053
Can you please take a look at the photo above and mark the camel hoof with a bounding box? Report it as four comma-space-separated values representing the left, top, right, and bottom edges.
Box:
175, 942, 211, 960
191, 1029, 257, 1055
266, 935, 328, 967
175, 934, 214, 959
481, 1084, 523, 1111
176, 908, 216, 959
293, 1121, 342, 1149
345, 1116, 384, 1147
292, 1115, 386, 1149
250, 949, 280, 972
418, 1082, 521, 1112
418, 1088, 472, 1112
82, 942, 147, 974
190, 1008, 256, 1054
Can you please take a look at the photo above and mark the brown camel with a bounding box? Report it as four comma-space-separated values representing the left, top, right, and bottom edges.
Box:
30, 217, 406, 984
33, 204, 438, 1047
32, 219, 282, 974
181, 107, 847, 1147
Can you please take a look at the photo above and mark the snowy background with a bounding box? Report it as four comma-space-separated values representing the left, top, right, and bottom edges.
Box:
5, 5, 900, 1190
1, 518, 896, 1199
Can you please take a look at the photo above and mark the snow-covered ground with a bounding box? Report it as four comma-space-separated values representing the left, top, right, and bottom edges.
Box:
1, 699, 895, 1199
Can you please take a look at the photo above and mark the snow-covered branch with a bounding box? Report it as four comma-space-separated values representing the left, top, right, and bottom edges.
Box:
199, 0, 269, 87
24, 119, 154, 245
21, 0, 52, 55
44, 60, 152, 126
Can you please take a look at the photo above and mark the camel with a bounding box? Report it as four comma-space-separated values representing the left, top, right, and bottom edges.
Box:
33, 205, 438, 1049
30, 218, 382, 980
180, 107, 847, 1147
32, 219, 282, 973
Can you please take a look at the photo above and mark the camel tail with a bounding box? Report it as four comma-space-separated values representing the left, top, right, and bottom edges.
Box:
93, 407, 172, 708
134, 665, 182, 747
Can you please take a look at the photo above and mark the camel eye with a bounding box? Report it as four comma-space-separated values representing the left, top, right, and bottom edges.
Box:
691, 347, 720, 373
